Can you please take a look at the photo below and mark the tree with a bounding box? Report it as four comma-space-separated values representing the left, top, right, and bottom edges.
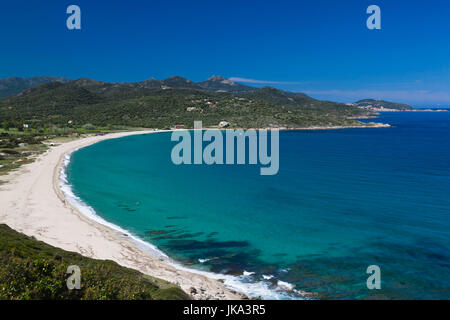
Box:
1, 121, 13, 131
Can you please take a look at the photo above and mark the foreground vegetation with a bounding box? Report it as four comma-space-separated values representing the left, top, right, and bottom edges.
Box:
0, 224, 190, 300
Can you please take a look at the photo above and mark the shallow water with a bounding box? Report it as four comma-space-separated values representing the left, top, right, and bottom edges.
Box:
67, 112, 450, 299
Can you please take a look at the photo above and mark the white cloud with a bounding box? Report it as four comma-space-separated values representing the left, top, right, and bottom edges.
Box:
229, 77, 450, 105
229, 77, 307, 85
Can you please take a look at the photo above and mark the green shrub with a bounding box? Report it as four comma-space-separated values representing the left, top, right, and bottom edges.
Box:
1, 149, 19, 155
82, 123, 96, 130
0, 224, 190, 300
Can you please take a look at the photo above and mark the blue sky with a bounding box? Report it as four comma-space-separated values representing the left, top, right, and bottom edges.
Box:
0, 0, 449, 106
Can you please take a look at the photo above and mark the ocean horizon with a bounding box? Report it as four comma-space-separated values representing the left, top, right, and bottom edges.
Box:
65, 112, 450, 299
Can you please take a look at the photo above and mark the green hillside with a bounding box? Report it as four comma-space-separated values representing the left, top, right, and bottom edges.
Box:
0, 77, 372, 130
0, 224, 190, 300
354, 99, 414, 111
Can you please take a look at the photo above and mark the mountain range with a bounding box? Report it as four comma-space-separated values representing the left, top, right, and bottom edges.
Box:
0, 76, 70, 99
0, 75, 379, 130
0, 75, 410, 109
0, 75, 260, 99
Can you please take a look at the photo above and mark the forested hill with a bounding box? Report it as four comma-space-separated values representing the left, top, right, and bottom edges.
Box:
0, 76, 374, 130
353, 99, 414, 111
0, 76, 70, 99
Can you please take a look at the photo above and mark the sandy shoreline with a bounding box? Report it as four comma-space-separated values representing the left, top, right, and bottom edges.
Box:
0, 130, 246, 300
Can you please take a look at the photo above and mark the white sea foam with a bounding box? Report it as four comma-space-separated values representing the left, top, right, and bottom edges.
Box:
165, 260, 301, 300
60, 149, 306, 300
277, 280, 294, 291
262, 274, 274, 280
198, 257, 219, 263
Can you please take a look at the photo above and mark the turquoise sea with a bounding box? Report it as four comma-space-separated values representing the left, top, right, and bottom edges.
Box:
66, 112, 450, 299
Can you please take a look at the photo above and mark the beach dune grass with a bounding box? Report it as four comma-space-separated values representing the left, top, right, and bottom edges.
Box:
0, 224, 190, 300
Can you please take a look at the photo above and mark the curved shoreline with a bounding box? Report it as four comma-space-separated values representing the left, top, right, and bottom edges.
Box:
57, 131, 302, 300
0, 130, 245, 300
0, 125, 391, 300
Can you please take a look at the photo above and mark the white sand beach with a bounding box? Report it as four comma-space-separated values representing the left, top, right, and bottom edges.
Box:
0, 130, 245, 300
